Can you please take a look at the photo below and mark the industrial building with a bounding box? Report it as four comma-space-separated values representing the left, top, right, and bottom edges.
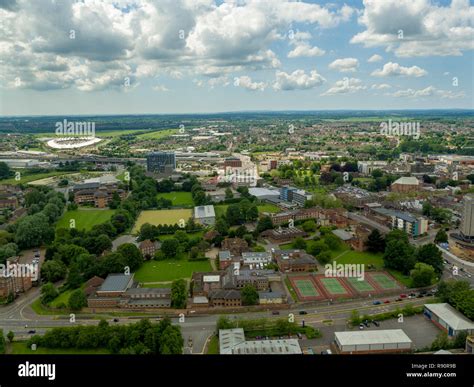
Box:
424, 303, 474, 337
194, 205, 216, 226
333, 329, 413, 354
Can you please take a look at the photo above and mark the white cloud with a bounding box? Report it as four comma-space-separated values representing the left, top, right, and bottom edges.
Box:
371, 62, 427, 77
234, 75, 266, 91
288, 42, 325, 58
390, 86, 465, 99
0, 0, 354, 91
367, 54, 382, 63
371, 83, 391, 90
328, 58, 359, 72
351, 0, 474, 57
322, 77, 366, 95
152, 84, 169, 92
273, 69, 326, 91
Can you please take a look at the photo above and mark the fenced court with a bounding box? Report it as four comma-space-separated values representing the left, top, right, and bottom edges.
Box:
347, 276, 375, 293
367, 272, 402, 292
317, 277, 352, 297
289, 275, 325, 301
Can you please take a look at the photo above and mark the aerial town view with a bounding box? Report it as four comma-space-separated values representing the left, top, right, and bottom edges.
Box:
0, 0, 472, 385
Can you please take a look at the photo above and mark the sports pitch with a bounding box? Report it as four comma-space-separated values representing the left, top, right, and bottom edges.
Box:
347, 277, 375, 293
319, 278, 349, 295
294, 279, 320, 297
132, 209, 193, 232
368, 272, 401, 290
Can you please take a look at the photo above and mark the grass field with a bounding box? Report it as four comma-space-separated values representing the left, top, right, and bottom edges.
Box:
56, 209, 115, 231
206, 335, 220, 355
156, 191, 194, 207
0, 171, 75, 185
132, 209, 193, 232
330, 244, 384, 268
136, 128, 178, 140
49, 289, 73, 308
134, 258, 212, 282
257, 204, 281, 213
319, 278, 348, 295
294, 279, 319, 297
11, 342, 110, 355
347, 277, 375, 293
214, 205, 228, 218
369, 273, 401, 290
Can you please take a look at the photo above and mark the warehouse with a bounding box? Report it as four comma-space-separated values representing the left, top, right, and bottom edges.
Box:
424, 303, 474, 337
333, 329, 413, 354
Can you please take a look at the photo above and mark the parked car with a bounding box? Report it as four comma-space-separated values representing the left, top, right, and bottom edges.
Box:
417, 294, 424, 298
321, 349, 332, 355
395, 298, 402, 302
372, 320, 380, 327
28, 330, 36, 334
113, 318, 119, 322
363, 320, 370, 327
383, 300, 390, 304
399, 294, 407, 298
296, 332, 303, 339
372, 300, 381, 305
272, 311, 280, 315
359, 324, 364, 330
299, 311, 308, 315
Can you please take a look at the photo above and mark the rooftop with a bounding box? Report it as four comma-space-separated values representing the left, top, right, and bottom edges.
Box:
335, 329, 412, 346
425, 303, 474, 330
393, 176, 420, 186
194, 205, 216, 219
98, 273, 133, 292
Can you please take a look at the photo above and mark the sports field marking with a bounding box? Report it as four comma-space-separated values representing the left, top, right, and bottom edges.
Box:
294, 279, 319, 297
347, 277, 375, 292
370, 273, 400, 290
320, 278, 348, 295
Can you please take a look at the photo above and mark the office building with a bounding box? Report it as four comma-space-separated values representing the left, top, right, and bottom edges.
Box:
146, 152, 176, 175
460, 195, 474, 242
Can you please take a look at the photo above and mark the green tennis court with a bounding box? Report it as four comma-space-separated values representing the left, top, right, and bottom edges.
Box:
320, 278, 348, 295
294, 279, 320, 297
347, 277, 375, 292
370, 273, 400, 290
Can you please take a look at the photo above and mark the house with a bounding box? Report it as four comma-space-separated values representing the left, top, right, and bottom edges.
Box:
221, 237, 250, 256
273, 249, 317, 272
261, 227, 308, 243
139, 239, 160, 259
209, 289, 242, 307
241, 252, 272, 268
258, 291, 284, 304
350, 225, 372, 251
218, 250, 235, 270
194, 205, 216, 226
83, 276, 104, 297
424, 303, 474, 337
73, 182, 126, 208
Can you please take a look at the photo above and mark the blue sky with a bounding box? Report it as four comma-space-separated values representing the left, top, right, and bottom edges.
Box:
0, 0, 472, 115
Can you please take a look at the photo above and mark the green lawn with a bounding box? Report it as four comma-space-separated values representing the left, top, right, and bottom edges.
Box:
214, 205, 228, 218
257, 204, 281, 213
0, 171, 75, 185
132, 209, 193, 232
49, 289, 73, 308
156, 191, 194, 207
136, 128, 178, 140
134, 258, 212, 282
206, 335, 219, 354
56, 209, 116, 231
11, 342, 110, 355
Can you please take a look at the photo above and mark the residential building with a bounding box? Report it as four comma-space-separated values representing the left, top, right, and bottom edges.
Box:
241, 252, 272, 268
273, 249, 317, 272
224, 156, 242, 169
258, 292, 284, 304
139, 240, 160, 259
424, 303, 474, 337
261, 227, 308, 243
460, 195, 474, 242
209, 289, 242, 307
221, 238, 249, 256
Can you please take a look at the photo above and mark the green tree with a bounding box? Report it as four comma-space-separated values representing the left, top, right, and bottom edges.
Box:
410, 262, 436, 287
0, 162, 13, 180
41, 259, 67, 283
292, 237, 307, 250
66, 263, 83, 289
40, 282, 58, 305
226, 204, 244, 225
383, 239, 415, 274
68, 289, 87, 311
434, 229, 448, 244
6, 330, 14, 343
171, 279, 187, 309
256, 216, 273, 233
365, 229, 386, 253
117, 243, 143, 271
241, 284, 259, 306
302, 220, 317, 232
161, 238, 179, 259
215, 218, 229, 236
415, 243, 444, 275
0, 329, 5, 354
225, 187, 233, 199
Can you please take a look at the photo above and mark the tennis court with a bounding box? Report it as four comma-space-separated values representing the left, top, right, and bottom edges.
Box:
368, 272, 401, 291
294, 279, 320, 297
319, 278, 349, 296
347, 277, 375, 293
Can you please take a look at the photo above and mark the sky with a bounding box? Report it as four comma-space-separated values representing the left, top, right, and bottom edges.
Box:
0, 0, 473, 116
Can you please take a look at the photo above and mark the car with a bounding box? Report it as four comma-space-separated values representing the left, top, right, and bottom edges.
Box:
28, 330, 36, 334
363, 320, 370, 327
372, 320, 380, 327
321, 349, 332, 355
372, 300, 381, 305
359, 324, 364, 330
444, 260, 449, 265
296, 332, 303, 339
467, 274, 472, 278
113, 318, 119, 322
395, 298, 402, 302
383, 300, 390, 304
272, 311, 280, 315
399, 294, 407, 298
417, 294, 424, 298
299, 311, 308, 315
